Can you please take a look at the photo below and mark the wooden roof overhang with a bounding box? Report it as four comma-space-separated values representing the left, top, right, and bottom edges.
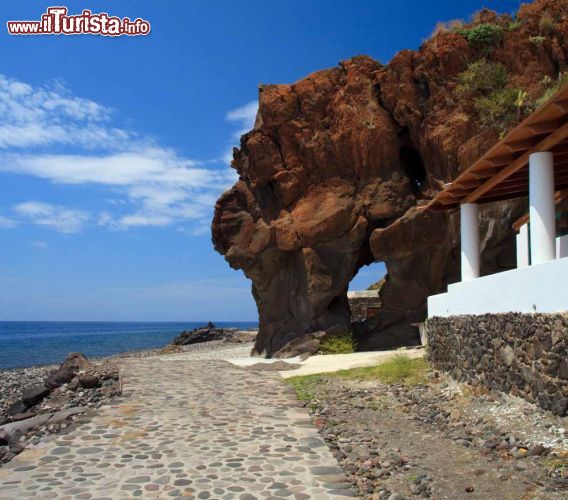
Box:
428, 85, 568, 211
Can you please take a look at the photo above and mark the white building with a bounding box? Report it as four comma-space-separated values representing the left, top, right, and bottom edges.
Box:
427, 86, 568, 318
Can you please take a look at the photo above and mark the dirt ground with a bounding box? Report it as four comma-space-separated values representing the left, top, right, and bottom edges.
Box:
291, 371, 568, 499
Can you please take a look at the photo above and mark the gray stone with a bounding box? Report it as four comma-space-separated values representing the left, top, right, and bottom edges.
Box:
22, 385, 51, 407
428, 313, 568, 416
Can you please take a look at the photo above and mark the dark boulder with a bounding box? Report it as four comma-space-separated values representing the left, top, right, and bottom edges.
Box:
22, 385, 50, 407
171, 323, 231, 346
46, 352, 90, 389
6, 400, 29, 417
78, 374, 100, 389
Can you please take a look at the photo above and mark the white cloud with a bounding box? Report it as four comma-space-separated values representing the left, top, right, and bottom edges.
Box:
0, 74, 240, 233
0, 215, 16, 228
0, 75, 117, 149
223, 100, 258, 165
14, 201, 89, 234
31, 241, 48, 248
226, 101, 258, 130
226, 100, 258, 135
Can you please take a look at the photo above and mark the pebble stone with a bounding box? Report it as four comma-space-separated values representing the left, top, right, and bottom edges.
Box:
0, 345, 355, 498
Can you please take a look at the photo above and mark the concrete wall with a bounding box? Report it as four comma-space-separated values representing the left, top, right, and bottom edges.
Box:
427, 313, 568, 416
428, 257, 568, 317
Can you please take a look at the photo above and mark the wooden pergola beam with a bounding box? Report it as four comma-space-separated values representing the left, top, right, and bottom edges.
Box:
526, 119, 561, 135
550, 99, 568, 114
453, 179, 483, 190
463, 120, 568, 204
502, 138, 539, 153
467, 166, 502, 180
486, 154, 519, 167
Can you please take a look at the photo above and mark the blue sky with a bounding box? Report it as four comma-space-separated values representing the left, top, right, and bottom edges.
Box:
0, 0, 522, 321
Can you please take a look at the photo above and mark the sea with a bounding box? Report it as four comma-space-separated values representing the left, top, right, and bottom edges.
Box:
0, 321, 258, 370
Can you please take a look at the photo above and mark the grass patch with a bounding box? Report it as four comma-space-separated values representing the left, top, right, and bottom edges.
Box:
539, 11, 555, 36
542, 455, 568, 476
285, 354, 430, 404
319, 331, 356, 354
334, 354, 430, 385
284, 374, 327, 402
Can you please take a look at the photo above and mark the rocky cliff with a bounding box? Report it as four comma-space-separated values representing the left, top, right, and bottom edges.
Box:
213, 0, 568, 357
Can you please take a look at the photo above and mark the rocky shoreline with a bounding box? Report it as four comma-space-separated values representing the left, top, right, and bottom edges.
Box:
0, 324, 258, 466
297, 370, 568, 499
0, 353, 121, 465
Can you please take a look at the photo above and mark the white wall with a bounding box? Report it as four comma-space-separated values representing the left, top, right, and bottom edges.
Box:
557, 234, 568, 259
516, 224, 529, 267
428, 257, 568, 317
516, 224, 567, 265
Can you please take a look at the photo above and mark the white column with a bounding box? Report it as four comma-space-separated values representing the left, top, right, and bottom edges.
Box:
529, 152, 556, 264
461, 203, 480, 281
516, 223, 530, 267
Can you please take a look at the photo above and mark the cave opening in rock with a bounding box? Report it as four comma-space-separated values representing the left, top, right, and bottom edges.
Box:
399, 129, 426, 195
348, 261, 386, 292
348, 261, 387, 323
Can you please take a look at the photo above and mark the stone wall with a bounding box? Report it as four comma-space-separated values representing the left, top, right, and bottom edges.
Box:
347, 292, 381, 322
427, 313, 568, 416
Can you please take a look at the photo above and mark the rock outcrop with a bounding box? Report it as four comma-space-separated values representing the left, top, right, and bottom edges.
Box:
213, 0, 568, 357
170, 323, 257, 346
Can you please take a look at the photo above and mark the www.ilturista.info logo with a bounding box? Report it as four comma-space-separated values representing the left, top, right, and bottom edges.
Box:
7, 7, 151, 36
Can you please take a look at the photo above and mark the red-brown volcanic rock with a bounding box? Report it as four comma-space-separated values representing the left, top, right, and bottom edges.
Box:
213, 0, 568, 356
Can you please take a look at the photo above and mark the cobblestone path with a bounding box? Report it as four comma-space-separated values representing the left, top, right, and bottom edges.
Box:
0, 351, 356, 499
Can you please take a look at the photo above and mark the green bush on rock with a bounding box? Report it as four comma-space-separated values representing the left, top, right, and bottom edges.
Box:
529, 35, 546, 46
319, 331, 356, 354
455, 60, 533, 136
475, 87, 531, 135
536, 72, 568, 108
455, 60, 508, 96
457, 23, 503, 53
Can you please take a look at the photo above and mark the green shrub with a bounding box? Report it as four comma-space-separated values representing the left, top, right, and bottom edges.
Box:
457, 23, 503, 53
319, 331, 356, 354
475, 87, 531, 135
539, 11, 555, 35
455, 59, 533, 135
507, 20, 522, 31
455, 60, 508, 97
529, 35, 546, 46
536, 72, 568, 107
